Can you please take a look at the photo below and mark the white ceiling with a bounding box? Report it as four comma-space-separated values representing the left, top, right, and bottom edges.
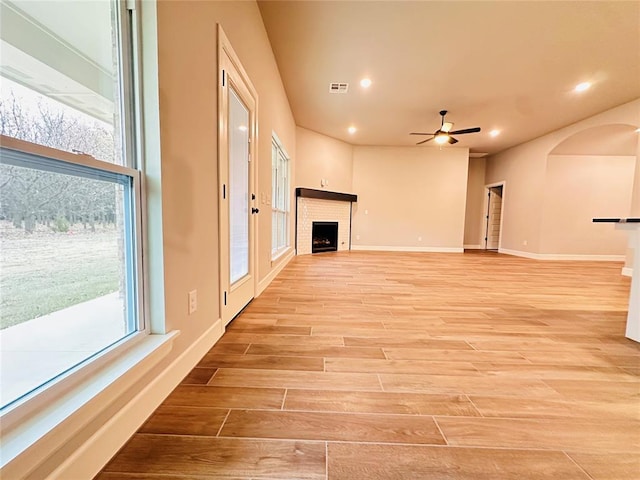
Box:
258, 1, 640, 155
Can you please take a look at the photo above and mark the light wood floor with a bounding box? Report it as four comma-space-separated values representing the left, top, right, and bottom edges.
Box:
98, 251, 639, 480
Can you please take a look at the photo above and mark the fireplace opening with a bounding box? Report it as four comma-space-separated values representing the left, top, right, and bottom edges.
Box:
312, 222, 338, 253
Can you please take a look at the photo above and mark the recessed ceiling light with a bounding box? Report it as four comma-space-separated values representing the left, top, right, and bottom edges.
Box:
636, 128, 640, 133
348, 126, 357, 134
489, 129, 500, 137
574, 82, 591, 92
360, 78, 372, 88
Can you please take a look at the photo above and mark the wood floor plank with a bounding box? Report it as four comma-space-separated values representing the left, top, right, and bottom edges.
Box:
220, 409, 446, 445
180, 367, 218, 385
544, 379, 640, 402
276, 318, 386, 328
198, 354, 324, 371
97, 473, 250, 479
382, 347, 530, 363
435, 416, 640, 453
568, 452, 640, 480
284, 389, 480, 416
327, 443, 590, 479
380, 373, 560, 397
104, 434, 325, 479
325, 358, 480, 376
218, 333, 344, 346
205, 343, 250, 355
468, 395, 640, 420
521, 351, 640, 367
138, 405, 228, 436
226, 324, 312, 335
471, 362, 637, 382
344, 336, 473, 349
163, 385, 285, 410
246, 344, 385, 359
209, 368, 382, 391
471, 340, 639, 355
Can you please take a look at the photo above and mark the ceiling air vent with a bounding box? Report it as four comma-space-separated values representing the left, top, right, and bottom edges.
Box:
329, 82, 349, 93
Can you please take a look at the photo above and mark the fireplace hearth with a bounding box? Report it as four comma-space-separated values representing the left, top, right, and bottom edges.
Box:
312, 222, 338, 253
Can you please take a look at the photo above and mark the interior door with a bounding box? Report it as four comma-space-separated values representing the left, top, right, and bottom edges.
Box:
219, 28, 258, 325
486, 186, 503, 250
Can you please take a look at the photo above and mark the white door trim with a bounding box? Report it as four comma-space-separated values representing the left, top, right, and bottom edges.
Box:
217, 25, 259, 325
483, 181, 506, 250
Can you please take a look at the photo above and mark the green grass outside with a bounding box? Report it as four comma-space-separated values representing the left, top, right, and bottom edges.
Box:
0, 223, 120, 329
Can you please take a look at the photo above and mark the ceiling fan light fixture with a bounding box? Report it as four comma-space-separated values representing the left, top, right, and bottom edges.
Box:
434, 133, 449, 144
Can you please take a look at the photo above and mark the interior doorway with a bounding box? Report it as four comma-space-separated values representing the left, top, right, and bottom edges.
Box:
218, 26, 258, 325
484, 183, 504, 250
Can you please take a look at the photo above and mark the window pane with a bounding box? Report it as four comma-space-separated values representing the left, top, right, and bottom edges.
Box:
228, 87, 249, 284
276, 152, 285, 210
271, 138, 290, 257
277, 211, 286, 250
282, 159, 289, 211
272, 142, 278, 206
0, 0, 124, 164
272, 210, 278, 253
0, 160, 136, 408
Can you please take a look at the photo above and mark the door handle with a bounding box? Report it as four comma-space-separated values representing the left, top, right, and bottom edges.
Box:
251, 207, 260, 214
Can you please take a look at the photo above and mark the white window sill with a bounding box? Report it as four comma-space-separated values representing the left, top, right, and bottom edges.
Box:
271, 246, 292, 264
0, 330, 179, 475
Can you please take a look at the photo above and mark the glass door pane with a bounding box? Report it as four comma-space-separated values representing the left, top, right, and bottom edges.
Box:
228, 87, 249, 284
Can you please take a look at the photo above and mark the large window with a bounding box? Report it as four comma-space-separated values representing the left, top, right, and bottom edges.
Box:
0, 0, 143, 411
271, 136, 290, 258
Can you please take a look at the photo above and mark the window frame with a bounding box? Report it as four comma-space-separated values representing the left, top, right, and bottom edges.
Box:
271, 134, 290, 259
0, 0, 147, 427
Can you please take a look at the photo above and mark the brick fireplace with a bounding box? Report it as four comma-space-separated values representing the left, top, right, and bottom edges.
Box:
295, 188, 357, 255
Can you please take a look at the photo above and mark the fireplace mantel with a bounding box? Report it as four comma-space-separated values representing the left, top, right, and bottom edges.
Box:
296, 188, 357, 203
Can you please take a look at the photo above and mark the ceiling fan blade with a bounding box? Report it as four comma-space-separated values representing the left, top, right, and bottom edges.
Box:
441, 122, 454, 133
449, 127, 481, 135
416, 137, 434, 145
448, 136, 459, 145
410, 132, 436, 136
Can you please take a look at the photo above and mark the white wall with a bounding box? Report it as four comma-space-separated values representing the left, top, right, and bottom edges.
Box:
464, 157, 487, 248
485, 99, 640, 257
295, 126, 354, 193
540, 155, 635, 255
351, 146, 469, 251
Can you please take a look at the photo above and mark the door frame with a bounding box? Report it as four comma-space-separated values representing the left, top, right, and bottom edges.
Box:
217, 25, 259, 325
483, 181, 506, 251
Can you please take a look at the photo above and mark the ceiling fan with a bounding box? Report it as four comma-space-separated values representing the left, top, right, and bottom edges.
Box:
410, 110, 481, 145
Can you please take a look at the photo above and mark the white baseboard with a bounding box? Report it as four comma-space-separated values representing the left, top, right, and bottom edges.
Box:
352, 245, 464, 253
49, 320, 224, 480
499, 248, 626, 262
498, 248, 540, 259
258, 249, 295, 296
463, 244, 484, 250
622, 267, 633, 277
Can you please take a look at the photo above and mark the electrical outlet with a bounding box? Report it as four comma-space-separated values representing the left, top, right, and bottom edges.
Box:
523, 240, 528, 246
188, 290, 197, 315
356, 234, 360, 240
418, 236, 422, 242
